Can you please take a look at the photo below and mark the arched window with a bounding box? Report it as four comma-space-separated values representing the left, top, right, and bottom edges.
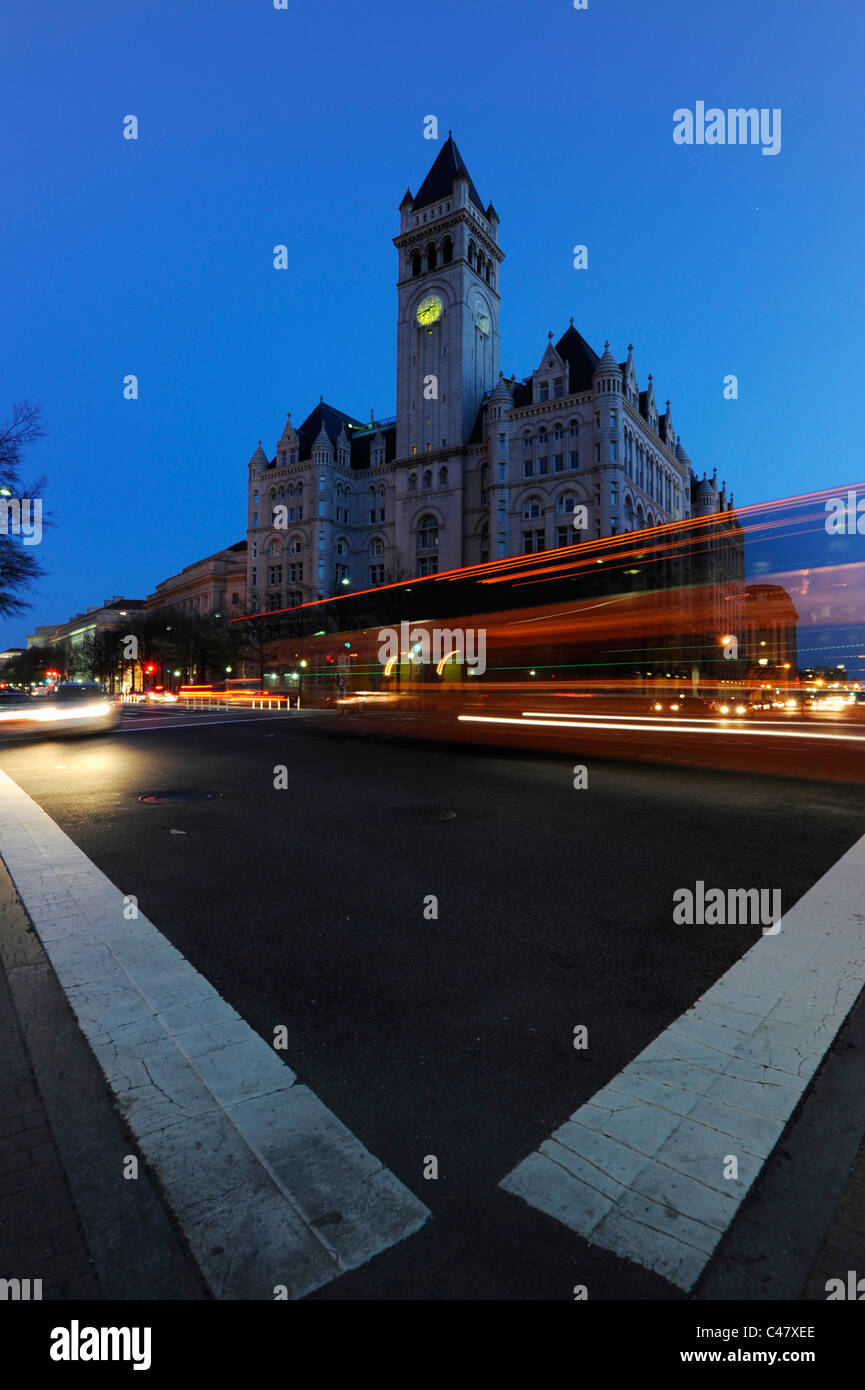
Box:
442, 236, 453, 264
556, 493, 576, 514
427, 243, 437, 271
278, 486, 285, 500
438, 466, 448, 486
538, 428, 548, 445
522, 495, 543, 520
296, 479, 303, 492
476, 254, 485, 280
523, 432, 533, 450
269, 539, 278, 557
417, 515, 438, 550
408, 472, 417, 490
336, 537, 348, 557
289, 536, 302, 554
624, 496, 634, 529
423, 469, 432, 488
411, 251, 421, 277
369, 537, 383, 557
467, 242, 476, 269
485, 262, 492, 284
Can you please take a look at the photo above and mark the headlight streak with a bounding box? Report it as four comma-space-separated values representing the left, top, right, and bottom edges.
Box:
455, 713, 865, 743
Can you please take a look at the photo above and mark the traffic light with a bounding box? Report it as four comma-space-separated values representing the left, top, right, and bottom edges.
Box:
145, 663, 156, 674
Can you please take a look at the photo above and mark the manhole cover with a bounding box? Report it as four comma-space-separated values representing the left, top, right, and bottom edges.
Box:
138, 791, 222, 803
403, 808, 457, 823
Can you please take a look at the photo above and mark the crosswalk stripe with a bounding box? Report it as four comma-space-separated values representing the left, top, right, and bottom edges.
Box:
0, 770, 429, 1299
500, 830, 865, 1291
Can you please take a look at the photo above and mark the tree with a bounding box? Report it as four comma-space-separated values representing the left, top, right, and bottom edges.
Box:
0, 402, 47, 618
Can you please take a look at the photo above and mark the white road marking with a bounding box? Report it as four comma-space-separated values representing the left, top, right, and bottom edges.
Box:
0, 770, 429, 1298
500, 829, 865, 1291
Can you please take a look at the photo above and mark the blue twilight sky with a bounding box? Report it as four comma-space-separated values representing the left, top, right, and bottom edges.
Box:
2, 0, 863, 647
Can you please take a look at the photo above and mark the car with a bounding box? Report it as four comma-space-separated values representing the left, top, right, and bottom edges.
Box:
649, 696, 717, 716
144, 687, 179, 704
40, 683, 120, 735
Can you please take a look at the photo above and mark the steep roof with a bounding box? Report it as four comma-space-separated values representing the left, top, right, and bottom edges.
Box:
348, 423, 397, 470
555, 324, 600, 393
412, 134, 486, 214
296, 401, 366, 460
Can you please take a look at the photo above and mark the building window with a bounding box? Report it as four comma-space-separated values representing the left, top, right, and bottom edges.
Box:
497, 532, 506, 557
522, 496, 542, 521
416, 515, 439, 551
553, 378, 563, 398
498, 432, 506, 453
523, 433, 532, 451
523, 458, 534, 478
408, 473, 417, 490
417, 556, 438, 576
370, 564, 385, 584
481, 464, 489, 505
369, 537, 383, 556
335, 563, 348, 584
523, 529, 545, 553
439, 466, 448, 486
498, 461, 506, 482
288, 562, 303, 582
480, 526, 490, 562
557, 493, 576, 514
423, 469, 432, 488
610, 440, 618, 461
538, 456, 548, 476
268, 565, 282, 585
594, 444, 600, 463
539, 381, 549, 402
556, 525, 576, 547
318, 534, 324, 552
569, 420, 579, 438
610, 483, 619, 505
553, 453, 564, 473
251, 567, 257, 586
252, 513, 258, 527
610, 410, 617, 429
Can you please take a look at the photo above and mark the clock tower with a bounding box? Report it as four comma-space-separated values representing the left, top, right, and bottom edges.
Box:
394, 135, 503, 460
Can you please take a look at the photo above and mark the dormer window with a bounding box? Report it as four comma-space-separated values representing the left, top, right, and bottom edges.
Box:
539, 381, 549, 402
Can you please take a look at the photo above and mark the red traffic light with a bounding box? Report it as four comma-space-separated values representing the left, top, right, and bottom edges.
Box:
145, 663, 156, 673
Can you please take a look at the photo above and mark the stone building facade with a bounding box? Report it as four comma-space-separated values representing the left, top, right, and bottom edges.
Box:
245, 136, 736, 614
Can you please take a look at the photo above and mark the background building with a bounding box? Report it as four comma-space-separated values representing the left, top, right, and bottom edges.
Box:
245, 136, 737, 615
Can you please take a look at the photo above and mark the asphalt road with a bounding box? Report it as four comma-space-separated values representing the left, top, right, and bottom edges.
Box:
2, 706, 865, 1299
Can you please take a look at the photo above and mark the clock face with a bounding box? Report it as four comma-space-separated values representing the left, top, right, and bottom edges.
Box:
416, 294, 443, 326
474, 298, 491, 336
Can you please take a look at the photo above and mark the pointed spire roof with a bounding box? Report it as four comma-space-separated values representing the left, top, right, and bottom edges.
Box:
594, 340, 622, 376
488, 371, 514, 405
249, 441, 269, 467
412, 134, 485, 213
675, 435, 692, 465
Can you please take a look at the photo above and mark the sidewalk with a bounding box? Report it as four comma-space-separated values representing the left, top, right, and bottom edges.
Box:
0, 857, 205, 1302
0, 954, 101, 1299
